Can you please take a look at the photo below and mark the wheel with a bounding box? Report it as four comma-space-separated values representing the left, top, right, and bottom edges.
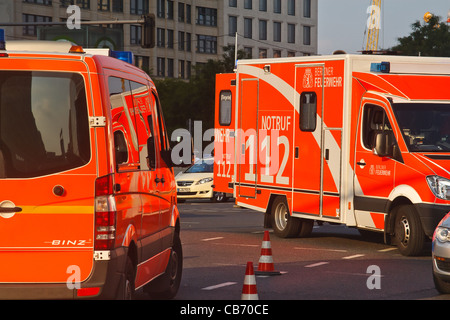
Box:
298, 218, 314, 238
212, 192, 226, 202
117, 256, 135, 300
271, 197, 302, 238
433, 272, 450, 294
393, 205, 424, 256
145, 233, 183, 299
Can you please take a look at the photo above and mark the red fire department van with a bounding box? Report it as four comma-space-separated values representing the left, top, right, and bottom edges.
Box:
214, 54, 450, 256
0, 40, 182, 299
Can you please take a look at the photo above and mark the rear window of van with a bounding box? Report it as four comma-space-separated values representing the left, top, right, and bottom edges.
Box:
0, 71, 90, 178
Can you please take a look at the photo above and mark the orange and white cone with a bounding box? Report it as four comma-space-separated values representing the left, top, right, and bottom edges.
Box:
255, 230, 281, 276
241, 261, 259, 300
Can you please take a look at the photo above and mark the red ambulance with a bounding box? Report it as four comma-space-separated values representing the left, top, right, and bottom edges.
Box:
214, 54, 450, 256
0, 40, 182, 299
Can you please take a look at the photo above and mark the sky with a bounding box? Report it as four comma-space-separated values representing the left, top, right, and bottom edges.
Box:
318, 0, 450, 54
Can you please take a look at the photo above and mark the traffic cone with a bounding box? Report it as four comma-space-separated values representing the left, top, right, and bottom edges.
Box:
241, 261, 259, 300
255, 231, 281, 276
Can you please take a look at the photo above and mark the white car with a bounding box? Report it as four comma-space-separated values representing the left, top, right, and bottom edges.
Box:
176, 158, 226, 202
432, 212, 450, 293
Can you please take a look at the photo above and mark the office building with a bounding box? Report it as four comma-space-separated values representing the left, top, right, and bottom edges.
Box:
1, 0, 317, 79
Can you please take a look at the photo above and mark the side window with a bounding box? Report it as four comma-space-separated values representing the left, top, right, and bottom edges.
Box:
109, 77, 139, 171
109, 76, 154, 171
362, 104, 393, 150
129, 80, 156, 171
219, 90, 232, 126
362, 104, 402, 161
299, 92, 317, 132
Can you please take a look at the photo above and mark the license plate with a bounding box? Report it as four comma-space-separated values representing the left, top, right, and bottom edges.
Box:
178, 188, 190, 192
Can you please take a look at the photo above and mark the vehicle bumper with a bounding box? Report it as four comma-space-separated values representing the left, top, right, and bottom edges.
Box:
177, 186, 213, 199
0, 247, 127, 300
433, 237, 450, 281
415, 203, 450, 238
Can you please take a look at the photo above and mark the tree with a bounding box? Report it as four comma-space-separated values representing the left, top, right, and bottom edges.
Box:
391, 13, 450, 57
156, 45, 251, 141
153, 78, 192, 135
221, 44, 252, 72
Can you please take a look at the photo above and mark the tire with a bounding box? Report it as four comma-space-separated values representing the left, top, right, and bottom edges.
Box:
298, 218, 314, 238
145, 233, 183, 299
212, 192, 226, 202
271, 197, 302, 238
433, 271, 450, 294
392, 205, 425, 256
117, 256, 135, 300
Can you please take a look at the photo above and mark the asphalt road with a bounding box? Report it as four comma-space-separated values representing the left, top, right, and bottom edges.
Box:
171, 200, 448, 301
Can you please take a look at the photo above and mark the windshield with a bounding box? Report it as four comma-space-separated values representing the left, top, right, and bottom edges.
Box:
185, 159, 213, 173
393, 103, 450, 152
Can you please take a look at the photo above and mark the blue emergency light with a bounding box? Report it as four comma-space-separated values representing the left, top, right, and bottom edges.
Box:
370, 62, 390, 73
0, 29, 5, 50
110, 50, 134, 64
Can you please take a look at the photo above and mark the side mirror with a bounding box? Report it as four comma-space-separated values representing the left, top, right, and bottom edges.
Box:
373, 131, 392, 157
147, 136, 156, 170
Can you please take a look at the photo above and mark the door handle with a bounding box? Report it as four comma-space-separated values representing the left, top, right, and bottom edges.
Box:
0, 200, 22, 219
155, 175, 166, 184
0, 206, 22, 213
357, 160, 367, 167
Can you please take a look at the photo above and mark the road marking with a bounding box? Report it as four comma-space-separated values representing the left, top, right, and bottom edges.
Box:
201, 237, 224, 242
213, 243, 259, 247
326, 271, 384, 277
294, 247, 347, 253
378, 247, 397, 252
304, 262, 329, 268
342, 254, 365, 260
202, 282, 237, 291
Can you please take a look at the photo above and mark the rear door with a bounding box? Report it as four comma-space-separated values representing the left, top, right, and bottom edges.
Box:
292, 64, 324, 217
292, 62, 343, 219
237, 78, 259, 198
213, 73, 235, 197
0, 58, 96, 283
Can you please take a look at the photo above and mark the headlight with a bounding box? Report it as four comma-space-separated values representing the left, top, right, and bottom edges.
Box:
435, 226, 450, 243
426, 176, 450, 200
196, 177, 213, 185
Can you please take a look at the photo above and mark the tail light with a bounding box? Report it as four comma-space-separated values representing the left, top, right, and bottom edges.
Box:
94, 175, 116, 250
76, 287, 101, 298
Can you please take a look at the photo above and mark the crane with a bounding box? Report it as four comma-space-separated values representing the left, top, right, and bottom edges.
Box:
364, 0, 381, 52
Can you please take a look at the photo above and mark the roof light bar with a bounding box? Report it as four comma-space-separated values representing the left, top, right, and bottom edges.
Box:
0, 29, 5, 50
69, 45, 85, 53
370, 62, 390, 73
0, 29, 7, 57
110, 50, 134, 64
